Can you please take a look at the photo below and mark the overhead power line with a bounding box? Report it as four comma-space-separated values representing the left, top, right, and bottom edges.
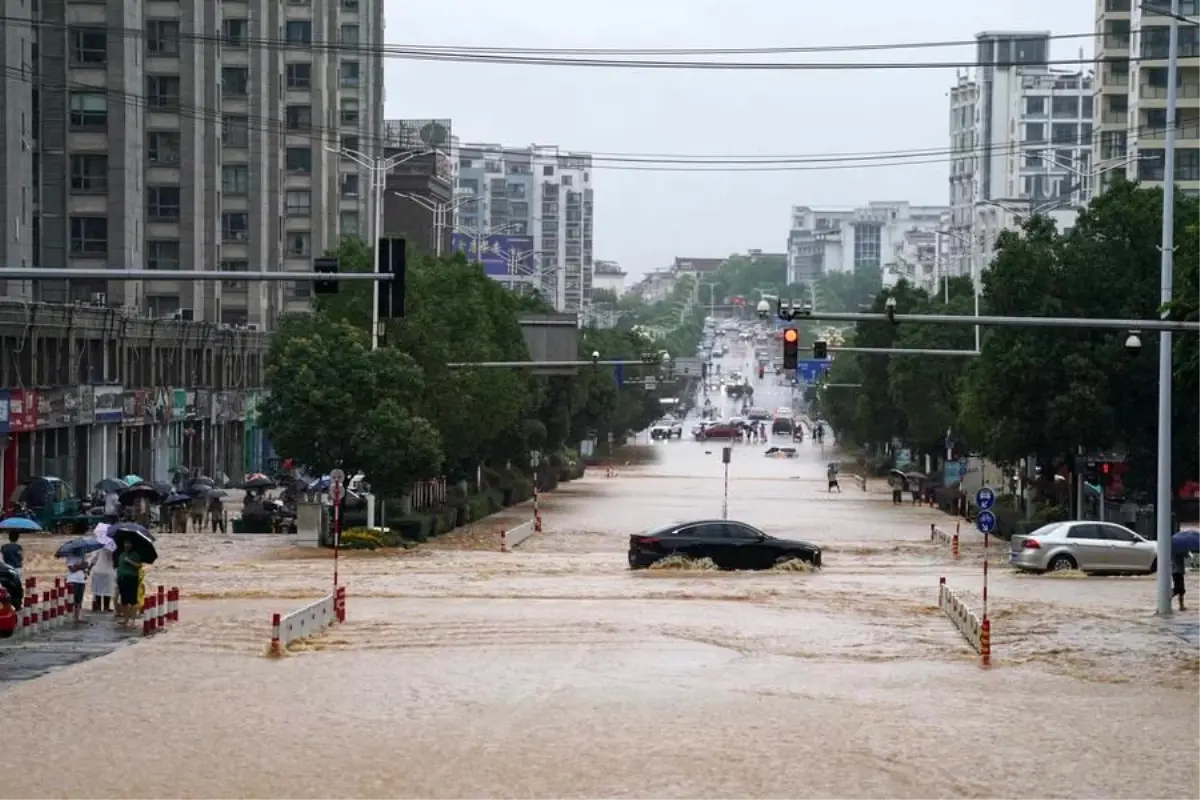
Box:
8, 64, 1159, 174
0, 18, 1132, 70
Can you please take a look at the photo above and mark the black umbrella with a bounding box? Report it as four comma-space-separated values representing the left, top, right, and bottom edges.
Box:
242, 476, 276, 490
110, 522, 158, 564
161, 492, 191, 507
149, 480, 175, 495
95, 478, 127, 494
118, 483, 164, 505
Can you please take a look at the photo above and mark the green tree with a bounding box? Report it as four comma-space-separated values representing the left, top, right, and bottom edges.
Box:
814, 263, 884, 312
260, 316, 425, 473
353, 401, 443, 501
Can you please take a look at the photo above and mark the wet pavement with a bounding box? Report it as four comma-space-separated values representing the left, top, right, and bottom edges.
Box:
0, 619, 136, 687
1, 346, 1197, 799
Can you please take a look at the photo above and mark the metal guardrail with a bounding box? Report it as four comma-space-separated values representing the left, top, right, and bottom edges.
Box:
499, 519, 536, 552
269, 586, 346, 655
939, 577, 985, 657
849, 474, 866, 491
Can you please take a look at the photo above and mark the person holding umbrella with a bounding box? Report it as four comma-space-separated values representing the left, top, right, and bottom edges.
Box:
1171, 529, 1198, 612
89, 518, 117, 613
115, 536, 142, 627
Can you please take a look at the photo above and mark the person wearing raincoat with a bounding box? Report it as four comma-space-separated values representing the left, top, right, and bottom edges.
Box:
89, 520, 116, 613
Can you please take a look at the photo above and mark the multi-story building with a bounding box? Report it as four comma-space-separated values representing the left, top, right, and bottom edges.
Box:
0, 0, 383, 330
454, 143, 594, 312
1095, 0, 1200, 196
947, 32, 1095, 278
0, 300, 269, 502
380, 119, 455, 256
786, 202, 947, 288
592, 260, 627, 298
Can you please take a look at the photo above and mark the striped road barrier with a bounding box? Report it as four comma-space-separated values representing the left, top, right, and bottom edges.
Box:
269, 585, 347, 656
850, 474, 866, 491
930, 522, 960, 558
499, 520, 536, 553
13, 578, 180, 639
938, 576, 991, 667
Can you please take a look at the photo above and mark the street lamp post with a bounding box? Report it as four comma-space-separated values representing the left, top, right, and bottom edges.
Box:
391, 192, 476, 257
326, 146, 437, 350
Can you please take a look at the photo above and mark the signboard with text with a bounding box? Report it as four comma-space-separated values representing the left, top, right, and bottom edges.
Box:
451, 233, 534, 278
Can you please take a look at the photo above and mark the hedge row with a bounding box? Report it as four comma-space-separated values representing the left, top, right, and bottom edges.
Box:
332, 454, 585, 550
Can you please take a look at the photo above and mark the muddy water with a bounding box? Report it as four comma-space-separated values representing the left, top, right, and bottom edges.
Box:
3, 379, 1199, 797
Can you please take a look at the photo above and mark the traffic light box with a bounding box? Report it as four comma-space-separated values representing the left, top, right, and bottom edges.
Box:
377, 237, 407, 320
813, 340, 828, 359
782, 327, 799, 370
313, 257, 338, 295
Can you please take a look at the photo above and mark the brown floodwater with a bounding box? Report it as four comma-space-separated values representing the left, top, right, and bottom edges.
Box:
2, 375, 1197, 799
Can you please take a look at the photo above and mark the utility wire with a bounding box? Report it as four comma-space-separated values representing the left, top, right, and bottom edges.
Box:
0, 17, 1134, 70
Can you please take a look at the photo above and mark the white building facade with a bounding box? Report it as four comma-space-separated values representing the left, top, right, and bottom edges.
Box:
592, 260, 627, 298
454, 144, 594, 312
786, 202, 947, 293
947, 32, 1095, 280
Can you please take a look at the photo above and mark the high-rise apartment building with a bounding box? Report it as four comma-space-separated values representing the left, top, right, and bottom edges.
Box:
1094, 0, 1199, 196
946, 32, 1094, 277
454, 144, 594, 312
0, 0, 383, 329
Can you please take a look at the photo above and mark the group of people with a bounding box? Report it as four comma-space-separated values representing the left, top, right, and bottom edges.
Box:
2, 521, 148, 628
100, 486, 225, 535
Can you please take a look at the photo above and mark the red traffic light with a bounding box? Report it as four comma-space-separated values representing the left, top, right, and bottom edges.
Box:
1101, 462, 1111, 474
782, 328, 799, 343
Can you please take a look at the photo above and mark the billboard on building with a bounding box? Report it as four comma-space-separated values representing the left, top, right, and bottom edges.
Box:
452, 233, 535, 278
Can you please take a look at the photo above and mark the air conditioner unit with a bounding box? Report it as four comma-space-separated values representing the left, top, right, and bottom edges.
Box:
176, 308, 194, 321
90, 292, 107, 305
245, 323, 260, 331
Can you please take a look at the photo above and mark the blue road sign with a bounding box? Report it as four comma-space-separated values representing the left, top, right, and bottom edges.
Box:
795, 359, 833, 383
976, 510, 997, 534
975, 486, 996, 511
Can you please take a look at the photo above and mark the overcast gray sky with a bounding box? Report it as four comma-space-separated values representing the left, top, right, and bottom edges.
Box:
384, 0, 1092, 277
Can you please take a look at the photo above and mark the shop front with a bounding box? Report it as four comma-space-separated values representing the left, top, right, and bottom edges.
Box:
0, 390, 9, 504
3, 391, 37, 502
89, 386, 123, 485
119, 389, 150, 478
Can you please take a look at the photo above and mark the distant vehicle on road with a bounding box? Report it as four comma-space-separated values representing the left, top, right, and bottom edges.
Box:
695, 423, 739, 441
747, 407, 771, 421
764, 447, 798, 458
650, 420, 683, 440
628, 520, 823, 570
772, 416, 794, 435
1009, 521, 1158, 574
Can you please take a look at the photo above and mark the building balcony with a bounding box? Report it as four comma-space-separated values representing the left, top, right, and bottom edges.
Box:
1139, 83, 1200, 103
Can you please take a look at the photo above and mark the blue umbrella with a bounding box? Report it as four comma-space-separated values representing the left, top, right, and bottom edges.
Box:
55, 537, 106, 558
1172, 530, 1200, 556
0, 517, 43, 532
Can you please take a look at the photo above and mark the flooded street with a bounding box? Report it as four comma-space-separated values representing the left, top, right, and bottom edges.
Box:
2, 375, 1197, 799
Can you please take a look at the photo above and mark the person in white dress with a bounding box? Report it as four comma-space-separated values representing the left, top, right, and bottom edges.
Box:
89, 520, 117, 613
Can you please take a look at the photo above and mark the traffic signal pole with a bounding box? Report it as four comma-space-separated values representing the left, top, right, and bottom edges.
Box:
831, 346, 980, 357
776, 308, 1199, 333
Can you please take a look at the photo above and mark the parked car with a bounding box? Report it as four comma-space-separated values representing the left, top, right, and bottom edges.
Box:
1009, 520, 1158, 574
695, 423, 739, 441
628, 519, 822, 570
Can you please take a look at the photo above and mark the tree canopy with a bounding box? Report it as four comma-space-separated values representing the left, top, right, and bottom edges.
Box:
815, 180, 1199, 490
262, 242, 689, 490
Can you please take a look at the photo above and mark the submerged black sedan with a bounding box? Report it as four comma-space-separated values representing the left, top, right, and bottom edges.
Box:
628, 520, 822, 571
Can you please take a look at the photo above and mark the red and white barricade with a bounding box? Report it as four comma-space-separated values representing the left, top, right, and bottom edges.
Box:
269, 585, 347, 656
9, 578, 181, 639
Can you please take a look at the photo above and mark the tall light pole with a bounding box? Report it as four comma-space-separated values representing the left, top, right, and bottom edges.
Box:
1152, 0, 1182, 615
325, 145, 436, 350
391, 193, 476, 257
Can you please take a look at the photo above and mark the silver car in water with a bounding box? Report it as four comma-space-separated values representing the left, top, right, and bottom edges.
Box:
1009, 521, 1159, 574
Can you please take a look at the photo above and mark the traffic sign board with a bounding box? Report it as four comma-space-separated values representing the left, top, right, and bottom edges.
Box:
976, 510, 997, 534
529, 450, 541, 468
975, 486, 996, 511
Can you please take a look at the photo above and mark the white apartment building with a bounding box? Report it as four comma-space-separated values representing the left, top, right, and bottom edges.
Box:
786, 202, 947, 293
592, 260, 627, 298
1095, 0, 1200, 197
454, 144, 594, 312
0, 0, 383, 329
947, 32, 1095, 279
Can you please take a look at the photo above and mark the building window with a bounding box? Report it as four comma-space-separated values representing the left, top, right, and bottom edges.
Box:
286, 147, 313, 173
220, 259, 249, 290
1023, 96, 1045, 117
1051, 96, 1079, 119
222, 165, 249, 195
69, 154, 108, 193
286, 190, 311, 216
286, 62, 311, 89
286, 232, 311, 257
147, 186, 181, 221
69, 217, 108, 255
340, 98, 359, 125
146, 240, 181, 271
1051, 123, 1077, 144
340, 61, 361, 87
341, 135, 359, 152
146, 20, 180, 56
222, 67, 249, 97
340, 25, 360, 44
342, 0, 359, 9
340, 211, 359, 236
286, 105, 312, 131
146, 75, 181, 109
222, 19, 248, 48
147, 131, 181, 164
222, 213, 249, 242
222, 115, 249, 147
285, 21, 312, 44
70, 27, 107, 65
340, 174, 359, 197
1023, 122, 1045, 143
1177, 148, 1200, 182
68, 92, 108, 129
